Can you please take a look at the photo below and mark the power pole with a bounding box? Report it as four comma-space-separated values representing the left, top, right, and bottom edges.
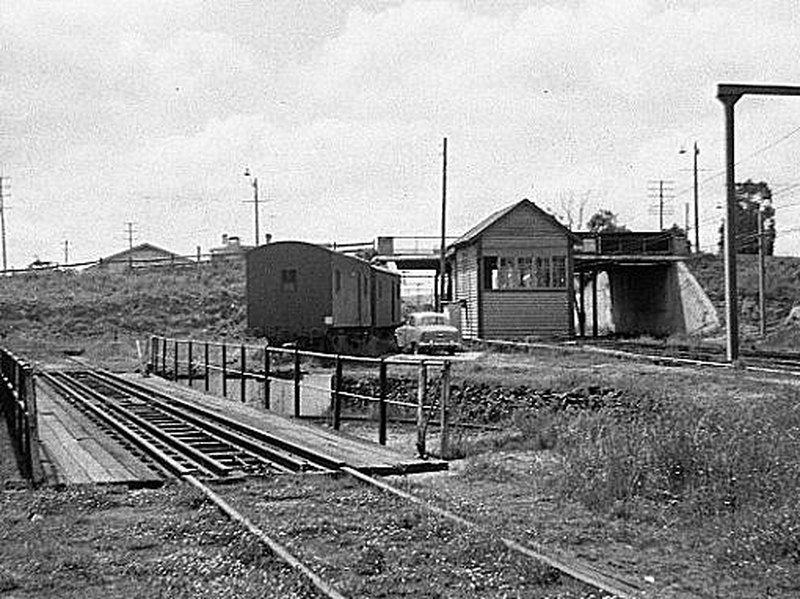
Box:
63, 240, 69, 265
758, 207, 766, 338
692, 142, 700, 252
243, 169, 260, 247
647, 180, 674, 230
124, 221, 136, 249
437, 137, 447, 312
0, 177, 7, 273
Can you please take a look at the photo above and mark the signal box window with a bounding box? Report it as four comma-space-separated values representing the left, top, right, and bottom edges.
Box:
281, 269, 297, 291
484, 254, 567, 290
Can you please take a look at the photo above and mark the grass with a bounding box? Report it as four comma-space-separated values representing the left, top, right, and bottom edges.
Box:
685, 252, 800, 347
0, 262, 247, 341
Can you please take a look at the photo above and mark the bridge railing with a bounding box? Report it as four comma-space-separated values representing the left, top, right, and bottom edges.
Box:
574, 231, 689, 256
0, 349, 41, 481
148, 335, 456, 459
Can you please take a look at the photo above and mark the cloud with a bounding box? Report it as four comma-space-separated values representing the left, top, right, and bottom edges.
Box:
4, 0, 800, 265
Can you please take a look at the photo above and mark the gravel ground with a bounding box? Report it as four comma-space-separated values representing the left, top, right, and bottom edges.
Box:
210, 475, 608, 599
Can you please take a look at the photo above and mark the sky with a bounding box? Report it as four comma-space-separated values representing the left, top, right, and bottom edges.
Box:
3, 0, 800, 268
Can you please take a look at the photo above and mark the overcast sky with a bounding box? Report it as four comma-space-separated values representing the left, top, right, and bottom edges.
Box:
2, 0, 800, 267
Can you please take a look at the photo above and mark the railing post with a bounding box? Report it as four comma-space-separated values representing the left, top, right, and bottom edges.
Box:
204, 342, 210, 392
240, 344, 247, 403
22, 368, 32, 479
221, 342, 228, 397
416, 361, 427, 458
293, 348, 301, 418
26, 365, 41, 482
187, 340, 194, 388
150, 336, 158, 374
378, 358, 388, 445
173, 339, 179, 382
440, 360, 451, 459
333, 355, 342, 430
263, 346, 271, 410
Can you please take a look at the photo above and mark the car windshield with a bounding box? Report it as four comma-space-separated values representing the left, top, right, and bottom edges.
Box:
418, 315, 448, 326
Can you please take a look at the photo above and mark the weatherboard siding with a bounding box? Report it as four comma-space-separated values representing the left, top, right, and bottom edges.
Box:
482, 291, 570, 338
453, 244, 479, 339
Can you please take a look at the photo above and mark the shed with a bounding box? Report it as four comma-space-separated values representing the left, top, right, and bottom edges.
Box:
447, 199, 575, 340
89, 243, 192, 273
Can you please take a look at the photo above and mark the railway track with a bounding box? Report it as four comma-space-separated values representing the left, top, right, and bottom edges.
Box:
41, 368, 646, 598
41, 369, 340, 479
577, 338, 800, 375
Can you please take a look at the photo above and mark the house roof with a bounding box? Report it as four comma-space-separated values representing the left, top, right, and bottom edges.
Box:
449, 198, 574, 249
99, 243, 190, 264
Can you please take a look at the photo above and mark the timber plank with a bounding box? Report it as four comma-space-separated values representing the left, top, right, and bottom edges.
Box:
37, 384, 162, 484
37, 419, 99, 484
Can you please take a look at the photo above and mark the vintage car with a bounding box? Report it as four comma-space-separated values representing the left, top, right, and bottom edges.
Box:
395, 311, 461, 354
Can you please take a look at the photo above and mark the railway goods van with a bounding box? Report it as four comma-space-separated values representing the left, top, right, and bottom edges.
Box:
246, 241, 402, 353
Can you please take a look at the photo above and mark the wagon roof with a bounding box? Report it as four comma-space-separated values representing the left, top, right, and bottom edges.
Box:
449, 198, 576, 249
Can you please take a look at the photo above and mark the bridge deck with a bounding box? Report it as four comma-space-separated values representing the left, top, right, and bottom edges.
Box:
129, 374, 448, 476
35, 373, 447, 485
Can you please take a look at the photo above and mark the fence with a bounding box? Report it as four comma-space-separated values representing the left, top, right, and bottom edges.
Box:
149, 336, 454, 458
0, 348, 41, 481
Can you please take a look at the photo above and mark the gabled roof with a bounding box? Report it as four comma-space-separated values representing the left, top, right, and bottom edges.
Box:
450, 198, 575, 249
100, 243, 189, 263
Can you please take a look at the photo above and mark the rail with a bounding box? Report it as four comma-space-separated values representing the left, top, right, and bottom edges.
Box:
148, 335, 455, 458
0, 348, 42, 481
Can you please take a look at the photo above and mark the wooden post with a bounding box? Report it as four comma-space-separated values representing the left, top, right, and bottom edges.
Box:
173, 339, 179, 382
439, 361, 451, 459
293, 348, 301, 418
221, 342, 228, 397
263, 346, 271, 410
240, 344, 247, 403
578, 272, 586, 338
416, 362, 427, 458
591, 271, 599, 337
204, 342, 210, 392
187, 340, 194, 388
333, 355, 342, 430
378, 358, 388, 446
150, 336, 158, 374
161, 337, 167, 376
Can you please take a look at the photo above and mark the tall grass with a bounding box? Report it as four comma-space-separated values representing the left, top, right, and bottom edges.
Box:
549, 384, 800, 563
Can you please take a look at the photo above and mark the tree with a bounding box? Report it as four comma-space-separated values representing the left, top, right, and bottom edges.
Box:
717, 180, 775, 255
558, 189, 592, 231
586, 209, 628, 233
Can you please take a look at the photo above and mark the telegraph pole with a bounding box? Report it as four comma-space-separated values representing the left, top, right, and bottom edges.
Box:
243, 169, 260, 247
0, 177, 7, 273
124, 222, 136, 249
63, 240, 69, 265
647, 179, 674, 231
437, 137, 447, 312
692, 142, 700, 252
758, 207, 766, 338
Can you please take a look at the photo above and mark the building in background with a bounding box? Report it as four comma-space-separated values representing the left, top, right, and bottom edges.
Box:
209, 234, 255, 263
89, 243, 192, 273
